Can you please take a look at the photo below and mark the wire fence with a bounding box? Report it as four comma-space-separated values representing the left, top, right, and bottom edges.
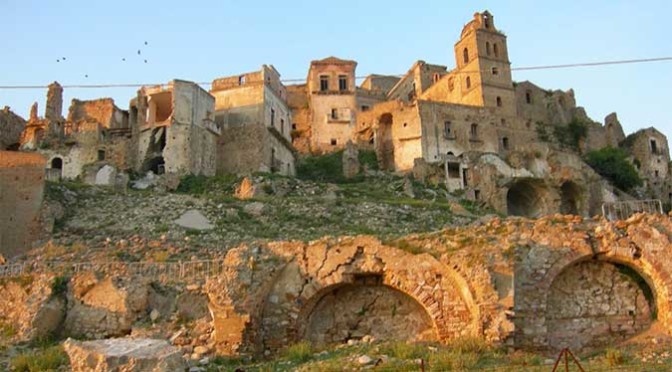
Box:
602, 199, 663, 221
0, 259, 226, 282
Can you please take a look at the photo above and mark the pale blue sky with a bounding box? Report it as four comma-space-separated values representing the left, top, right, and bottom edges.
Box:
1, 0, 670, 139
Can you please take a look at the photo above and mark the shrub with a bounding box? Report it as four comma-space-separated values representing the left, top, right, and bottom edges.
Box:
51, 276, 69, 297
382, 341, 428, 360
175, 174, 239, 195
358, 150, 379, 171
585, 147, 643, 192
283, 341, 313, 363
296, 151, 346, 183
553, 119, 588, 151
11, 345, 69, 372
604, 348, 628, 366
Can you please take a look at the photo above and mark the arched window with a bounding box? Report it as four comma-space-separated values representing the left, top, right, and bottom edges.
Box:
493, 43, 499, 58
463, 48, 469, 64
466, 76, 471, 89
486, 42, 491, 56
433, 73, 440, 83
51, 157, 63, 169
496, 96, 502, 107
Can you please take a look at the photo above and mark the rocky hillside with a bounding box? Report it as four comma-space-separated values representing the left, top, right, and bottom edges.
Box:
27, 171, 487, 264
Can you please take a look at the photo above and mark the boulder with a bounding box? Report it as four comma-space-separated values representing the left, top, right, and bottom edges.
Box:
63, 338, 187, 372
95, 165, 117, 186
243, 202, 267, 217
174, 210, 214, 231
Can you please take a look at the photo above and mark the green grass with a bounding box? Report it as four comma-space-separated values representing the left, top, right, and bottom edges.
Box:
10, 345, 69, 372
283, 341, 313, 363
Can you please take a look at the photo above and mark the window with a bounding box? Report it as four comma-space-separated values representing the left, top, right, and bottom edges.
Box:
330, 138, 337, 146
97, 149, 106, 161
486, 42, 491, 56
444, 121, 453, 138
331, 108, 338, 120
470, 123, 479, 139
447, 162, 460, 178
651, 139, 658, 154
238, 75, 246, 85
493, 43, 499, 57
492, 67, 499, 75
502, 137, 510, 150
463, 48, 469, 64
525, 90, 532, 104
271, 108, 275, 126
474, 189, 481, 201
361, 105, 370, 112
448, 77, 455, 91
483, 14, 490, 28
433, 73, 440, 83
338, 75, 348, 91
280, 119, 285, 134
496, 96, 502, 107
462, 169, 469, 186
319, 75, 329, 91
292, 123, 297, 130
403, 123, 408, 127
466, 76, 471, 89
655, 170, 660, 178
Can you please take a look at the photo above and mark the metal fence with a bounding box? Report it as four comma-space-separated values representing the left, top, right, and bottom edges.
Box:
0, 259, 226, 281
602, 199, 663, 221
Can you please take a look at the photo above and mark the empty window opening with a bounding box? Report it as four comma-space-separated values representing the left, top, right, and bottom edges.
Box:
483, 14, 490, 28
463, 48, 469, 64
492, 67, 499, 75
474, 189, 481, 201
6, 143, 20, 151
271, 108, 275, 126
361, 105, 370, 112
403, 122, 408, 128
433, 73, 440, 83
496, 96, 503, 107
466, 76, 472, 89
369, 134, 374, 145
146, 91, 172, 125
319, 75, 329, 91
493, 43, 499, 58
331, 108, 338, 120
502, 137, 510, 150
339, 75, 348, 91
651, 139, 658, 154
655, 170, 660, 178
448, 77, 455, 91
97, 149, 106, 161
280, 119, 285, 134
462, 168, 469, 186
470, 123, 479, 139
444, 121, 453, 138
486, 42, 491, 56
330, 138, 337, 146
51, 157, 63, 169
292, 123, 297, 130
525, 90, 532, 104
238, 75, 246, 85
447, 162, 460, 178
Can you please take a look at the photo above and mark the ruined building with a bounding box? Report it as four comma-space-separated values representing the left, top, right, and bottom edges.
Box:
1, 10, 670, 218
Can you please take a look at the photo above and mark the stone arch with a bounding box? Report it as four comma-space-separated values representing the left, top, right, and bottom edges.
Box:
515, 240, 672, 352
50, 157, 63, 169
559, 181, 583, 215
258, 239, 482, 353
506, 179, 549, 218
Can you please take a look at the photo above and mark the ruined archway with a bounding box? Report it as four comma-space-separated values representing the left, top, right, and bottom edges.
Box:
506, 179, 548, 217
376, 113, 395, 170
304, 280, 438, 346
546, 259, 654, 351
559, 181, 582, 215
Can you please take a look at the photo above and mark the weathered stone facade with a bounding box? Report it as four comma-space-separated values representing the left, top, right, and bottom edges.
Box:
0, 106, 26, 150
0, 151, 46, 257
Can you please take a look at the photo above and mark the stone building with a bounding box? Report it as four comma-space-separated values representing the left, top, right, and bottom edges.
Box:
0, 151, 46, 257
130, 80, 220, 177
623, 128, 672, 203
210, 65, 296, 176
0, 106, 26, 150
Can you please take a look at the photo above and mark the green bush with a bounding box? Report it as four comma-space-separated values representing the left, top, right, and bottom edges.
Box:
175, 174, 239, 195
553, 119, 588, 150
11, 345, 69, 372
358, 150, 379, 171
585, 147, 642, 192
283, 341, 313, 363
51, 276, 69, 297
296, 151, 346, 183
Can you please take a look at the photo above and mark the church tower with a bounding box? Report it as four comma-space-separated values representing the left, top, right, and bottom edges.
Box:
453, 11, 516, 116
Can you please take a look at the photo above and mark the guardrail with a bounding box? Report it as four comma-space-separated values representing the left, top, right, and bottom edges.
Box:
602, 199, 663, 221
0, 259, 226, 281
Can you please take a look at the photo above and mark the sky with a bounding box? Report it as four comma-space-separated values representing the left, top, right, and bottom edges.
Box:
1, 0, 671, 139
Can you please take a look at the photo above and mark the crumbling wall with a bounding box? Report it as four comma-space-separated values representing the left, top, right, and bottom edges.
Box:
67, 98, 129, 130
286, 85, 311, 153
0, 106, 26, 150
0, 151, 46, 257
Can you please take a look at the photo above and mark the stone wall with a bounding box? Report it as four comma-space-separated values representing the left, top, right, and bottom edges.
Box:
0, 151, 46, 257
0, 106, 26, 150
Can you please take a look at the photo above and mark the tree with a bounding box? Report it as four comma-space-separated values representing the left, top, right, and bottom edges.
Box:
585, 147, 642, 192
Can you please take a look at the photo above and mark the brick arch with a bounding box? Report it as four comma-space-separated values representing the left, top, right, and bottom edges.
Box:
258, 238, 482, 353
515, 235, 672, 351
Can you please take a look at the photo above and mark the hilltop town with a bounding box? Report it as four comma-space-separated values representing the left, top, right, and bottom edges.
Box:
1, 10, 672, 372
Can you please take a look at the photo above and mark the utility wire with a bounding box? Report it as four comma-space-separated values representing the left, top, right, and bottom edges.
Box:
0, 56, 670, 90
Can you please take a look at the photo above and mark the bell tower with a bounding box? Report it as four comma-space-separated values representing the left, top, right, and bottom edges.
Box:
453, 11, 516, 116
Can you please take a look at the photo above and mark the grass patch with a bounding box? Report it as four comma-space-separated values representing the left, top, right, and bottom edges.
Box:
50, 276, 69, 297
10, 345, 69, 372
283, 341, 313, 363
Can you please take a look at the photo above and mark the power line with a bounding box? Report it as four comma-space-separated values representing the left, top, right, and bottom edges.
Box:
0, 56, 670, 90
